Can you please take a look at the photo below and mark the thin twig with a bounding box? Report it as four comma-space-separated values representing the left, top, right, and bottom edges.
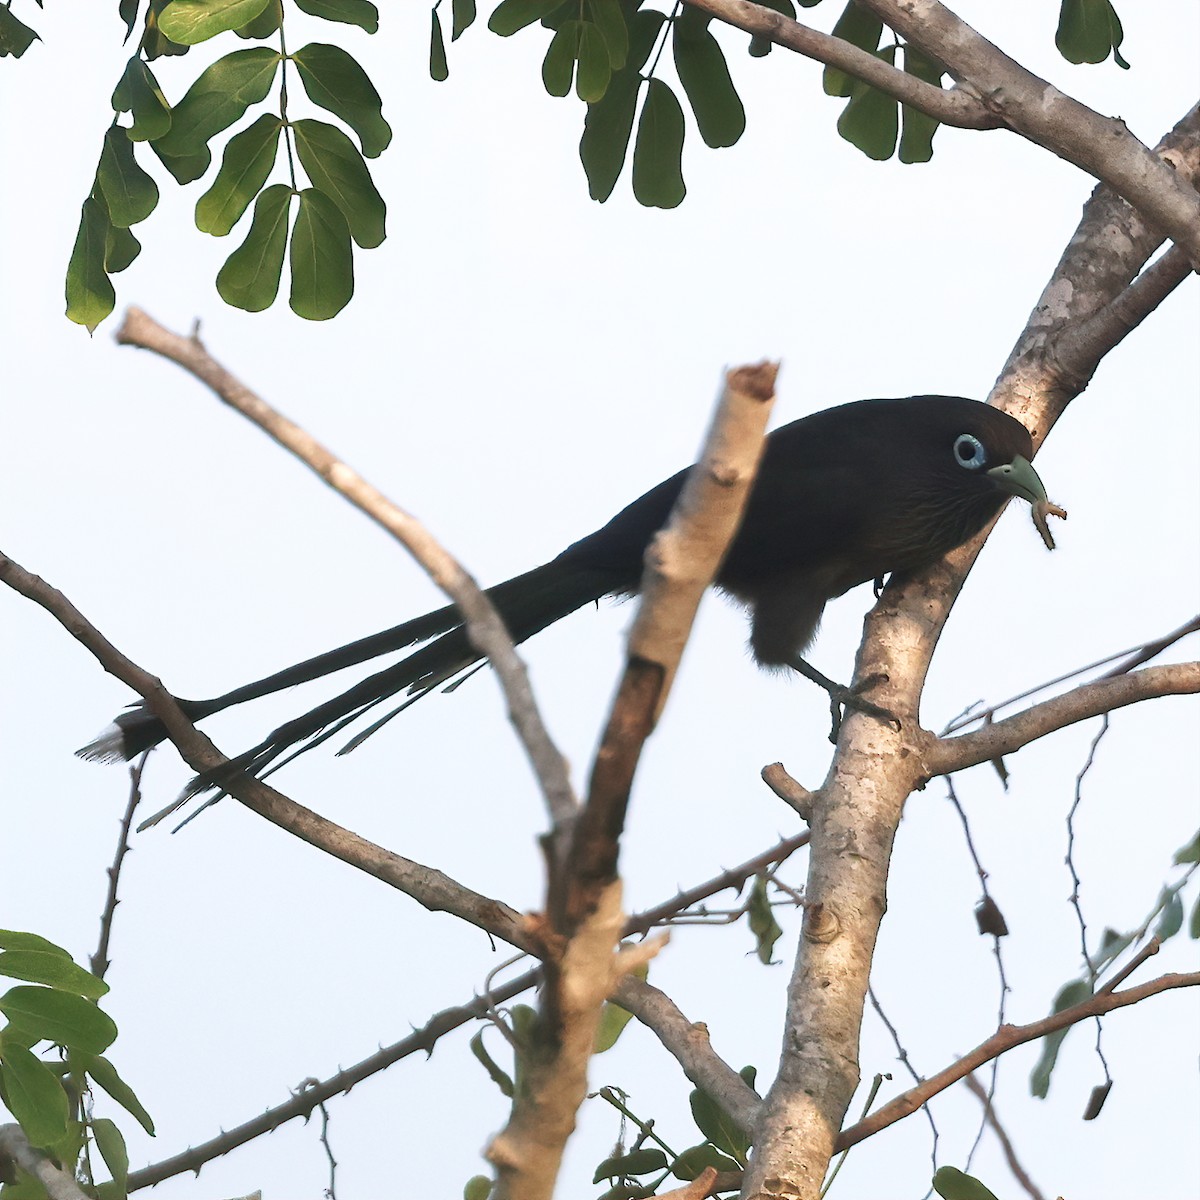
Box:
962, 1073, 1046, 1200
835, 971, 1200, 1152
90, 754, 147, 981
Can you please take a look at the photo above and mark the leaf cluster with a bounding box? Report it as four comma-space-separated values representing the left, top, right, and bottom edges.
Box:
0, 931, 152, 1200
65, 0, 390, 330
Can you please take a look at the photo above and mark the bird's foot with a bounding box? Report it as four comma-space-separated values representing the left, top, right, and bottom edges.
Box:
790, 659, 901, 743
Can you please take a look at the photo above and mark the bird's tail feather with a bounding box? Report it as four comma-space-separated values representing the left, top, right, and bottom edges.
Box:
89, 559, 613, 803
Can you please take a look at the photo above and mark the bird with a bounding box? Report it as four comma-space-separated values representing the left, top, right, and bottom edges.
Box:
79, 395, 1052, 785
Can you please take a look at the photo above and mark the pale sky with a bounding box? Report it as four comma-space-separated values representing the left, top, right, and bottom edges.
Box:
2, 3, 1197, 1198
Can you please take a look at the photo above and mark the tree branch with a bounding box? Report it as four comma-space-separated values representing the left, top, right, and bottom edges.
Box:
927, 663, 1200, 776
858, 1, 1200, 266
611, 976, 763, 1135
962, 1073, 1047, 1200
0, 552, 536, 955
1054, 246, 1197, 386
741, 103, 1200, 1200
835, 971, 1200, 1152
89, 756, 145, 981
0, 1126, 90, 1200
684, 0, 998, 128
115, 307, 578, 833
486, 364, 778, 1200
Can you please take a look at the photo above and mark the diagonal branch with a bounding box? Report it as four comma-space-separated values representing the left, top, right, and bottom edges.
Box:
0, 551, 536, 955
927, 663, 1200, 776
1053, 246, 1197, 387
486, 364, 778, 1200
684, 0, 997, 128
834, 971, 1200, 1152
115, 307, 578, 832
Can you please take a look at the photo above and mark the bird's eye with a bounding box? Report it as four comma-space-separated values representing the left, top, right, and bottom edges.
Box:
953, 433, 987, 470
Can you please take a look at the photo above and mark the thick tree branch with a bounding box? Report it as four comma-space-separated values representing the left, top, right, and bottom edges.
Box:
685, 0, 997, 128
742, 103, 1200, 1200
0, 552, 535, 954
115, 307, 578, 833
487, 365, 777, 1200
835, 971, 1200, 1151
858, 1, 1200, 265
927, 663, 1200, 776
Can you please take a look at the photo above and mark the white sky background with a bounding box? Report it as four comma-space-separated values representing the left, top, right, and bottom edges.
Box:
1, 3, 1198, 1198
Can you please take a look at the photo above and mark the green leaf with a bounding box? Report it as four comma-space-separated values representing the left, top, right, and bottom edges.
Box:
632, 78, 685, 209
823, 0, 882, 96
215, 182, 292, 310
1156, 891, 1185, 940
74, 1052, 154, 1135
542, 21, 577, 97
452, 0, 477, 40
430, 8, 449, 80
0, 986, 118, 1054
289, 187, 354, 319
575, 22, 611, 102
689, 1085, 749, 1164
1029, 978, 1093, 1097
932, 1166, 1002, 1200
292, 118, 386, 247
0, 7, 40, 58
1055, 0, 1121, 65
836, 46, 899, 161
589, 0, 627, 70
0, 1044, 70, 1148
578, 6, 661, 201
65, 199, 116, 333
1189, 892, 1200, 940
0, 933, 72, 957
195, 113, 281, 234
120, 0, 141, 37
156, 46, 281, 159
150, 138, 212, 185
1173, 829, 1200, 864
141, 1, 192, 61
293, 42, 391, 157
463, 1177, 492, 1200
898, 44, 942, 163
92, 1118, 129, 1196
671, 1143, 743, 1180
488, 0, 563, 36
470, 1029, 515, 1097
294, 0, 379, 32
747, 873, 783, 964
112, 58, 173, 142
673, 7, 745, 149
159, 0, 271, 43
594, 999, 634, 1053
0, 952, 108, 999
97, 128, 160, 228
593, 1148, 668, 1183
105, 222, 141, 272
236, 0, 283, 38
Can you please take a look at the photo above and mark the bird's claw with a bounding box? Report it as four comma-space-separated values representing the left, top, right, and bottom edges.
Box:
822, 673, 901, 743
790, 658, 901, 742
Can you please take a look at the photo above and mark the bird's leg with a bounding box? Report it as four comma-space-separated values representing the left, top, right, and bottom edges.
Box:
790, 657, 900, 743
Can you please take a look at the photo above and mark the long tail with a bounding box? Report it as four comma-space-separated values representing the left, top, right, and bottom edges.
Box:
78, 559, 615, 779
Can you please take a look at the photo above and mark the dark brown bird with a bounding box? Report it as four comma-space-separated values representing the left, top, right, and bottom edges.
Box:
80, 396, 1051, 782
